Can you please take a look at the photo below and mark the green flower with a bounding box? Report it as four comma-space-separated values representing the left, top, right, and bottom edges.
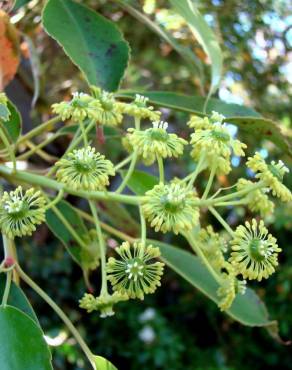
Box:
246, 152, 292, 202
90, 86, 123, 126
79, 292, 128, 318
189, 111, 246, 175
107, 241, 164, 300
229, 219, 281, 281
237, 178, 274, 217
127, 121, 187, 165
116, 94, 161, 121
0, 186, 46, 238
142, 182, 200, 234
52, 92, 99, 121
55, 146, 115, 191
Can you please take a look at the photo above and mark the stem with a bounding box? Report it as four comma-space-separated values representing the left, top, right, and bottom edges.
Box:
26, 140, 58, 162
16, 265, 96, 369
186, 153, 206, 190
208, 206, 234, 237
0, 164, 143, 205
89, 200, 108, 295
185, 232, 222, 284
66, 119, 95, 153
1, 271, 12, 306
215, 199, 248, 207
2, 235, 19, 284
140, 207, 146, 246
44, 189, 64, 211
134, 117, 141, 130
72, 207, 136, 243
114, 154, 133, 171
157, 156, 164, 183
17, 134, 61, 161
0, 125, 16, 172
80, 120, 88, 146
116, 151, 138, 193
51, 204, 88, 249
16, 116, 61, 147
202, 163, 217, 200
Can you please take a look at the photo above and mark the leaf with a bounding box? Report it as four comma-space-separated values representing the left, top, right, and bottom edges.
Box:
0, 103, 10, 121
0, 10, 20, 89
0, 100, 22, 150
93, 355, 118, 370
46, 200, 99, 271
42, 0, 130, 91
117, 91, 292, 155
0, 275, 39, 325
170, 0, 223, 97
0, 306, 53, 370
120, 169, 158, 195
155, 240, 277, 328
13, 0, 32, 11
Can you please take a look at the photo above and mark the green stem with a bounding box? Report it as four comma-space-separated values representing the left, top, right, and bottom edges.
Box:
157, 156, 164, 183
134, 117, 141, 130
215, 199, 248, 207
66, 119, 95, 153
186, 153, 206, 190
51, 203, 88, 249
16, 265, 96, 369
185, 232, 222, 284
114, 154, 133, 171
16, 116, 61, 147
208, 206, 234, 237
140, 207, 146, 246
16, 133, 61, 161
80, 120, 88, 146
89, 200, 108, 295
116, 151, 138, 193
0, 125, 16, 172
1, 271, 12, 306
44, 189, 64, 211
202, 163, 217, 200
0, 164, 143, 205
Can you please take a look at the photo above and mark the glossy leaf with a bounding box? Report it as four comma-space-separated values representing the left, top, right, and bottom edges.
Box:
0, 275, 39, 325
155, 240, 277, 328
42, 0, 130, 91
46, 200, 99, 271
117, 91, 292, 155
170, 0, 223, 97
0, 306, 53, 370
93, 355, 118, 370
120, 169, 158, 195
0, 10, 20, 89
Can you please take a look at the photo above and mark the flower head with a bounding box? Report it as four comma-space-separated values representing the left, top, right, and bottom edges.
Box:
229, 219, 281, 281
142, 182, 200, 234
0, 187, 46, 238
247, 152, 292, 202
90, 86, 123, 126
127, 121, 187, 165
237, 178, 274, 217
107, 241, 164, 300
79, 291, 128, 318
116, 94, 161, 121
55, 146, 115, 191
189, 111, 246, 175
52, 92, 99, 121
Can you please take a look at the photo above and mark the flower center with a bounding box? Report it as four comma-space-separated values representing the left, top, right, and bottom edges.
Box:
5, 198, 28, 218
160, 191, 186, 213
71, 99, 87, 109
211, 129, 230, 142
125, 259, 144, 281
249, 238, 269, 262
268, 164, 283, 181
149, 128, 169, 142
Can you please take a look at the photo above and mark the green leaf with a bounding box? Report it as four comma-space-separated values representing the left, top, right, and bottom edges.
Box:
0, 104, 10, 122
117, 91, 292, 155
42, 0, 130, 91
120, 169, 158, 195
93, 355, 118, 370
0, 275, 39, 325
0, 100, 22, 148
46, 200, 99, 270
0, 306, 53, 370
13, 0, 32, 11
155, 241, 277, 328
170, 0, 223, 97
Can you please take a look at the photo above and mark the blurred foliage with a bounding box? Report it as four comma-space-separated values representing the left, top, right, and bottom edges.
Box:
2, 0, 292, 369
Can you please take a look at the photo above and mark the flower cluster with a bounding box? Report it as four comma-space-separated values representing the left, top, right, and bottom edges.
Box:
107, 241, 164, 300
189, 111, 247, 174
247, 152, 292, 202
142, 182, 200, 234
229, 219, 281, 281
55, 146, 115, 191
127, 121, 187, 165
117, 94, 161, 121
0, 187, 46, 238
